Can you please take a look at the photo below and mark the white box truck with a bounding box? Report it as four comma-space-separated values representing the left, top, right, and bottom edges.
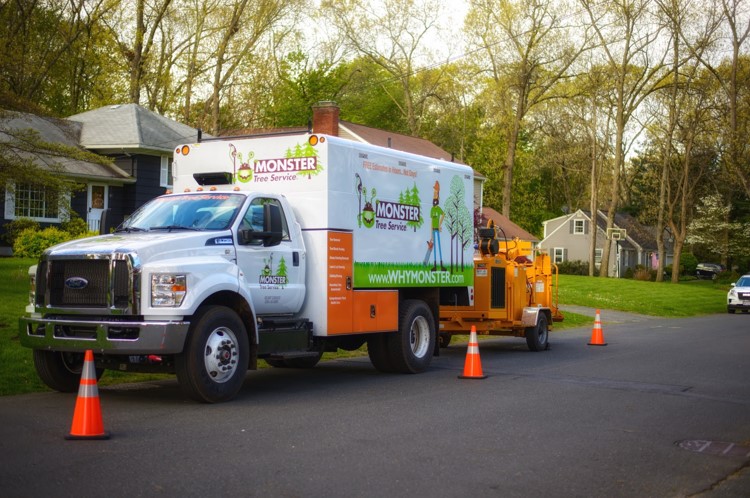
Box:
20, 133, 475, 402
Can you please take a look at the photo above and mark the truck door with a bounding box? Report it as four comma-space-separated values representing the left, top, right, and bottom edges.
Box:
235, 196, 305, 315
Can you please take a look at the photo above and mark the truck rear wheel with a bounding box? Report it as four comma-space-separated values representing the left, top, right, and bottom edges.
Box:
525, 313, 549, 352
438, 332, 452, 348
33, 350, 104, 393
387, 299, 435, 373
175, 306, 249, 403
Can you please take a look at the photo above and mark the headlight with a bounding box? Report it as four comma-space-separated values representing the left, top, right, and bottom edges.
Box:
728, 289, 737, 298
151, 274, 187, 307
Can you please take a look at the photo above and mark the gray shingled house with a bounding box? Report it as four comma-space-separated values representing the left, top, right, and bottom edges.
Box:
67, 104, 202, 230
538, 209, 674, 277
1, 104, 201, 254
1, 111, 134, 254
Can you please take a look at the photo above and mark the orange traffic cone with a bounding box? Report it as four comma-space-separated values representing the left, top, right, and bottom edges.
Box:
458, 326, 488, 379
587, 309, 608, 346
65, 350, 110, 440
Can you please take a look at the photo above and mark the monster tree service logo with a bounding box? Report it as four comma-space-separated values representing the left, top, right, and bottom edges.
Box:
253, 142, 324, 182
259, 253, 288, 288
228, 141, 324, 185
355, 174, 423, 232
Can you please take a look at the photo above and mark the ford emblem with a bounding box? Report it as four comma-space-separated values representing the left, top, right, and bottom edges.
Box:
64, 277, 89, 290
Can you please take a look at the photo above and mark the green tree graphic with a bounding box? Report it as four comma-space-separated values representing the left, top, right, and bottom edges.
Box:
285, 141, 324, 179
401, 182, 423, 231
444, 175, 472, 272
277, 256, 288, 288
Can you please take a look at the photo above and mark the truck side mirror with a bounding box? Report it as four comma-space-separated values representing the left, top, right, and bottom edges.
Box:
262, 203, 283, 247
238, 203, 283, 247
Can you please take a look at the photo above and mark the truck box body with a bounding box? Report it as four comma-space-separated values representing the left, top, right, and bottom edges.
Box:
175, 134, 474, 336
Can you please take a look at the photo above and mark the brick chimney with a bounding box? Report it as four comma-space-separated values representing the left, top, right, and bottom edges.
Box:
312, 101, 339, 136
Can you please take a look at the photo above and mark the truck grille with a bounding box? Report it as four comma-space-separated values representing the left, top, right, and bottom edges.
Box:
37, 257, 135, 311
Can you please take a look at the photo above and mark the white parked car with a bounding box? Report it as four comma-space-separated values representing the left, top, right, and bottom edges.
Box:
727, 274, 750, 314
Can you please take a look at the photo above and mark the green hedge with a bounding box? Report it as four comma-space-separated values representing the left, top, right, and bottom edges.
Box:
13, 227, 73, 259
12, 225, 98, 259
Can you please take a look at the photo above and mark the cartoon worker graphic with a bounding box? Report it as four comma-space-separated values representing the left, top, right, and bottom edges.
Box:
430, 181, 446, 271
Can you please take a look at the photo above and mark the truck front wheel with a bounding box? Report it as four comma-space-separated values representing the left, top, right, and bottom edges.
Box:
387, 299, 435, 373
175, 306, 249, 403
525, 313, 549, 352
33, 350, 104, 393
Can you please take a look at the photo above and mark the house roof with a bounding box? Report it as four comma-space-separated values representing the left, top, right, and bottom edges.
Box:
481, 207, 539, 242
68, 104, 202, 154
543, 209, 667, 252
0, 111, 133, 183
339, 121, 460, 163
610, 211, 661, 251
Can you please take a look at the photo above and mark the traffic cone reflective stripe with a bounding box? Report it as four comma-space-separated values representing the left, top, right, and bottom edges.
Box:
587, 309, 608, 346
66, 350, 110, 440
458, 326, 488, 379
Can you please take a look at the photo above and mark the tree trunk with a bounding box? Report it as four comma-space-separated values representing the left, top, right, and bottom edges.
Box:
588, 94, 598, 277
129, 0, 145, 104
502, 98, 524, 218
599, 103, 624, 278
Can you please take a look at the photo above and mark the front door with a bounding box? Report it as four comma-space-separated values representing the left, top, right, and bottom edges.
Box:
87, 184, 108, 232
235, 196, 305, 315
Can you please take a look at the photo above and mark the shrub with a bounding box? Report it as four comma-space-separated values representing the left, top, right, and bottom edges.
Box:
556, 260, 589, 275
680, 252, 698, 275
716, 271, 739, 285
13, 227, 73, 259
60, 216, 90, 238
634, 268, 652, 281
2, 218, 40, 245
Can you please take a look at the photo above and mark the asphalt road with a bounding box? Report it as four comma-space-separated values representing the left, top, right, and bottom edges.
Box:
1, 309, 748, 497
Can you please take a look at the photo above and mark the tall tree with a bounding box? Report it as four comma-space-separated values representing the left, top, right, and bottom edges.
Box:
0, 0, 114, 114
179, 0, 221, 123
203, 0, 301, 134
651, 0, 691, 282
465, 0, 587, 218
665, 64, 716, 282
322, 0, 447, 136
105, 0, 174, 105
581, 0, 669, 277
681, 0, 750, 197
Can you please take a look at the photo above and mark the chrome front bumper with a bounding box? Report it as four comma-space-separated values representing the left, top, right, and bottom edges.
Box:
19, 316, 190, 355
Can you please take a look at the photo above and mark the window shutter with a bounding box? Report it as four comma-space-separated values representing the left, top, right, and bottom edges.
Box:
569, 220, 574, 233
584, 220, 589, 234
4, 185, 14, 219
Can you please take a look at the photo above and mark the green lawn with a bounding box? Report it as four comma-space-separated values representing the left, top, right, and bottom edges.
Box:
557, 274, 729, 316
0, 258, 731, 396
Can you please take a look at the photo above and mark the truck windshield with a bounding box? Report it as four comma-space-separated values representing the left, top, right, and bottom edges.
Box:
117, 193, 245, 232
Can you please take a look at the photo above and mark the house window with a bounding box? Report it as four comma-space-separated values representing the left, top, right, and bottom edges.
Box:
160, 156, 173, 188
4, 183, 67, 222
595, 248, 603, 268
553, 247, 566, 264
573, 219, 585, 234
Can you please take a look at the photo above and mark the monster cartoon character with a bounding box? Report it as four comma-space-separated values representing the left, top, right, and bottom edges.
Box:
356, 177, 376, 229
